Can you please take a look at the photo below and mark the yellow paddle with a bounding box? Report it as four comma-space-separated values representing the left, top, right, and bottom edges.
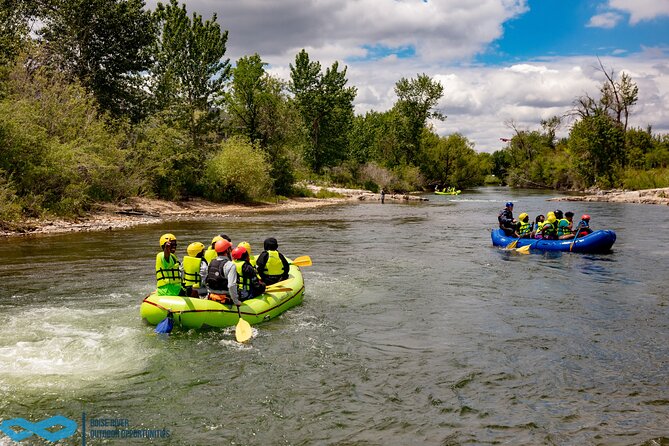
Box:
505, 238, 520, 249
235, 306, 252, 343
266, 286, 293, 293
291, 255, 312, 267
516, 244, 531, 254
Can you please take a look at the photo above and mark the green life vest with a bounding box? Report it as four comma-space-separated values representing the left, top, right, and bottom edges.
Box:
519, 220, 532, 236
204, 248, 217, 264
262, 251, 285, 277
156, 252, 181, 288
182, 255, 204, 287
557, 218, 572, 237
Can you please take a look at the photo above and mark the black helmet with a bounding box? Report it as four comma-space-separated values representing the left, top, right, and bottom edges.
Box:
555, 209, 563, 219
264, 237, 278, 251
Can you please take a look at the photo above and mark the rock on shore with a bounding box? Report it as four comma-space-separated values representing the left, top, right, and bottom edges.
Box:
553, 187, 669, 205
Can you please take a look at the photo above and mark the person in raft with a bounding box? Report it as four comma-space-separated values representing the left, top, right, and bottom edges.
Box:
237, 241, 256, 267
498, 202, 518, 237
255, 237, 290, 286
517, 212, 533, 238
231, 246, 266, 300
531, 214, 545, 239
156, 233, 184, 296
182, 242, 208, 298
205, 239, 241, 307
204, 234, 232, 264
577, 214, 593, 236
557, 211, 577, 239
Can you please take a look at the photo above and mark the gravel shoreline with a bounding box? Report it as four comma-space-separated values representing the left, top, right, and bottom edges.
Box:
551, 187, 669, 206
0, 186, 427, 238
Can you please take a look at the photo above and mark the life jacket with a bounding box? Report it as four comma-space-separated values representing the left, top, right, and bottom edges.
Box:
204, 248, 217, 264
259, 250, 287, 282
206, 258, 230, 293
182, 255, 205, 287
233, 259, 249, 291
542, 221, 557, 239
557, 218, 572, 237
156, 252, 181, 288
534, 222, 545, 239
518, 220, 532, 236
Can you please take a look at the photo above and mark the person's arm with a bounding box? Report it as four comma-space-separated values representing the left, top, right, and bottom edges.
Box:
223, 261, 241, 306
255, 252, 268, 276
279, 253, 290, 280
199, 259, 208, 287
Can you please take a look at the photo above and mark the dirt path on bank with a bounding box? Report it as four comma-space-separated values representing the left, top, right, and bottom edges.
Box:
0, 185, 427, 237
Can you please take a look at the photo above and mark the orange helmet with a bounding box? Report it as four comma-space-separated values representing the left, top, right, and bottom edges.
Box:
231, 246, 247, 260
214, 239, 232, 253
581, 214, 590, 221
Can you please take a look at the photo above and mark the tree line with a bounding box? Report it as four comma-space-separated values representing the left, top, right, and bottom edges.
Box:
1, 0, 668, 225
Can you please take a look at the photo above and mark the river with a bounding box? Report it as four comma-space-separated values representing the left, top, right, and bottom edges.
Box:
0, 187, 667, 445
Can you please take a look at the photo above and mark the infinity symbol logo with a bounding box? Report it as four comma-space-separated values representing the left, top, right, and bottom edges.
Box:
0, 415, 77, 442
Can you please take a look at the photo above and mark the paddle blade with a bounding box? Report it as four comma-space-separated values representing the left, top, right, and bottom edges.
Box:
291, 255, 312, 267
516, 245, 531, 254
505, 239, 518, 249
235, 316, 252, 343
155, 316, 173, 334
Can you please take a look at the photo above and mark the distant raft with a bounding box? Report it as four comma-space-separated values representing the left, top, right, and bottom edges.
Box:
491, 229, 616, 253
435, 189, 461, 195
140, 263, 304, 329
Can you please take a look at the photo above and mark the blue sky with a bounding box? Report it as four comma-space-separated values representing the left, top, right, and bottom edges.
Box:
480, 0, 669, 64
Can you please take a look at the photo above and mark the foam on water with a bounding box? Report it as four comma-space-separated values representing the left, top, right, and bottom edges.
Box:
0, 305, 156, 391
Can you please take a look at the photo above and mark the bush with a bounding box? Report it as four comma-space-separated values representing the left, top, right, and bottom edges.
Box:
622, 168, 669, 190
204, 136, 272, 202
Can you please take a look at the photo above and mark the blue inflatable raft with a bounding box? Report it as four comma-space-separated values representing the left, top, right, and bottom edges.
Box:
491, 229, 616, 253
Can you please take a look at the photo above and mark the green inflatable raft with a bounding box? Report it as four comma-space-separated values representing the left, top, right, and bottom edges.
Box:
140, 263, 305, 329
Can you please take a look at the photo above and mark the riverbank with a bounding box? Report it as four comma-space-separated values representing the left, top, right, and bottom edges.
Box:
0, 186, 427, 237
552, 187, 669, 206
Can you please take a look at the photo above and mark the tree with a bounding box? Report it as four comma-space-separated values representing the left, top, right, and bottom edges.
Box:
422, 132, 485, 188
393, 74, 445, 165
152, 0, 230, 150
38, 0, 155, 121
0, 0, 30, 67
228, 53, 270, 144
289, 49, 356, 172
568, 111, 625, 188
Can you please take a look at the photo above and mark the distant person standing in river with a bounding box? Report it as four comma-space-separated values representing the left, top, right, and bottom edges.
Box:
380, 188, 385, 204
498, 202, 518, 237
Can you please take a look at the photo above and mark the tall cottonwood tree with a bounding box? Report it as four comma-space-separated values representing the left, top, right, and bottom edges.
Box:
289, 49, 356, 172
393, 73, 445, 165
38, 0, 155, 121
152, 0, 230, 150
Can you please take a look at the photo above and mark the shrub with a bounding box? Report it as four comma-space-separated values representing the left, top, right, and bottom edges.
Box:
204, 136, 272, 202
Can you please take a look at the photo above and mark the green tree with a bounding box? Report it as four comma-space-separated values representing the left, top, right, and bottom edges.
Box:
289, 49, 356, 172
0, 0, 30, 67
392, 73, 445, 165
568, 111, 625, 188
422, 132, 485, 188
38, 0, 155, 121
152, 0, 230, 150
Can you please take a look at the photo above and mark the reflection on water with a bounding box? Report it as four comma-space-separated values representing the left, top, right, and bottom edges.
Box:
0, 187, 667, 445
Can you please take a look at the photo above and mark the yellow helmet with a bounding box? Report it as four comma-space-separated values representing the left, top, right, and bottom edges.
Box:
237, 241, 252, 257
546, 211, 555, 219
211, 235, 224, 247
159, 233, 176, 247
518, 212, 528, 221
546, 215, 557, 223
187, 242, 205, 257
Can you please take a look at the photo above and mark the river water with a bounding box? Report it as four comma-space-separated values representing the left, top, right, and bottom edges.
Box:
0, 187, 667, 445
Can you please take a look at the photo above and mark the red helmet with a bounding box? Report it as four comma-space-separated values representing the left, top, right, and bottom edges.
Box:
581, 214, 590, 221
214, 239, 232, 253
231, 246, 247, 260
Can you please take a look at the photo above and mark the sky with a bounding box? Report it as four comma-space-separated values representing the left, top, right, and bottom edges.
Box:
147, 0, 669, 153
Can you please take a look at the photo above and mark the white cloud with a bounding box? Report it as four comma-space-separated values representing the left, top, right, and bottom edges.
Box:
587, 12, 623, 28
608, 0, 669, 24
